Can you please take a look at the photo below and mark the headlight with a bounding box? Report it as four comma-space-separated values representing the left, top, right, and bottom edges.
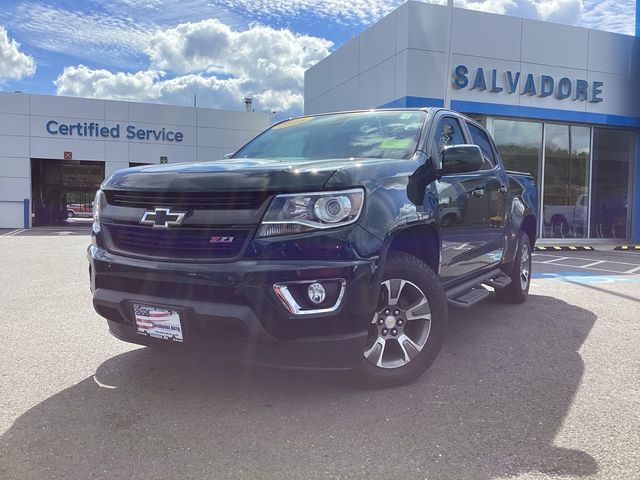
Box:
92, 190, 105, 234
257, 188, 364, 237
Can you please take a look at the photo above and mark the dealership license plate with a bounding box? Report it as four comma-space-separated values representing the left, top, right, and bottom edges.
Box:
133, 304, 183, 342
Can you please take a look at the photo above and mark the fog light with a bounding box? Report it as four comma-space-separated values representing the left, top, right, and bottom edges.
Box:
307, 282, 326, 304
273, 279, 346, 315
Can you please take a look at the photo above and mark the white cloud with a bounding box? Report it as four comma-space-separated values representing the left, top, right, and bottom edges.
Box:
146, 19, 331, 85
0, 26, 35, 80
54, 20, 332, 115
581, 0, 635, 35
429, 1, 586, 26
516, 0, 584, 24
54, 66, 160, 100
5, 3, 151, 68
214, 0, 404, 25
212, 0, 586, 26
454, 0, 584, 25
54, 65, 247, 109
214, 0, 589, 29
0, 1, 246, 68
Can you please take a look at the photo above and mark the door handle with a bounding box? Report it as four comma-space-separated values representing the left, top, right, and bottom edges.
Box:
498, 185, 508, 194
471, 188, 485, 198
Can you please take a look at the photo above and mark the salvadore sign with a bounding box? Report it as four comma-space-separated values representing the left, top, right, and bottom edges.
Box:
46, 120, 184, 142
452, 65, 603, 103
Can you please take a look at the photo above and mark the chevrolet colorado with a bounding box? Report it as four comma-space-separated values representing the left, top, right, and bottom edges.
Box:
88, 109, 537, 387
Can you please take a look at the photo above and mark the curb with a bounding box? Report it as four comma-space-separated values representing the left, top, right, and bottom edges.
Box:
614, 245, 640, 251
534, 245, 594, 252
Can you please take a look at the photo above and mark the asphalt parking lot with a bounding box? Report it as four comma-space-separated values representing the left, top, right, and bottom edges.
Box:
1, 233, 638, 480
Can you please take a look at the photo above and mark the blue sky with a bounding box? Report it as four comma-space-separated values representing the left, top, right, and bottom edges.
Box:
0, 0, 636, 117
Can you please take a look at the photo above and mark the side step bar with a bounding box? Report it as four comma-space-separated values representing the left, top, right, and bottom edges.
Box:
483, 273, 512, 290
445, 268, 512, 309
448, 288, 491, 309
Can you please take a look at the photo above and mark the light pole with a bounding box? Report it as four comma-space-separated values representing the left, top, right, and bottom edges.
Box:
443, 0, 454, 109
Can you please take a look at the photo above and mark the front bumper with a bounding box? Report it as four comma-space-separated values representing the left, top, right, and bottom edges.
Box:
88, 245, 380, 370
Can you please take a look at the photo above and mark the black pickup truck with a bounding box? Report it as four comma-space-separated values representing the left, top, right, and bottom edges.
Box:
88, 109, 537, 387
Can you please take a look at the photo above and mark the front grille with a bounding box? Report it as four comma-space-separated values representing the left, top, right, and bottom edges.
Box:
102, 224, 251, 261
104, 190, 268, 210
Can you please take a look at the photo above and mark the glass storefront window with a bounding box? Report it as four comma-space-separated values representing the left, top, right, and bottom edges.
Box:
590, 128, 634, 238
466, 114, 487, 127
480, 115, 636, 240
542, 124, 590, 238
493, 119, 542, 182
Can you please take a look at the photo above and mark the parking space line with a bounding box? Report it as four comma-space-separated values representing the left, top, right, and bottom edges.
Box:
625, 265, 640, 274
532, 253, 640, 267
581, 260, 605, 268
532, 260, 638, 275
1, 229, 25, 237
536, 256, 570, 264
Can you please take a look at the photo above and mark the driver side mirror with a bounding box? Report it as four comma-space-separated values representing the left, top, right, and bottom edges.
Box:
441, 145, 484, 175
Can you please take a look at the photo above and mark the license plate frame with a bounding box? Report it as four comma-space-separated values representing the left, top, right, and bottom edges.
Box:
132, 303, 184, 343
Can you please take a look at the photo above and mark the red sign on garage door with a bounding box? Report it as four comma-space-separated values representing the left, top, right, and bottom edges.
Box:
64, 151, 72, 160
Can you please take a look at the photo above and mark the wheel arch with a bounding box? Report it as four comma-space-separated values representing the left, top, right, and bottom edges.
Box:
550, 213, 568, 223
384, 224, 440, 275
521, 214, 536, 247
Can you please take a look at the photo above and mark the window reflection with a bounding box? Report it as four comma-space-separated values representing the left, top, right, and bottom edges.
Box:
235, 111, 426, 160
437, 180, 465, 226
479, 116, 635, 240
542, 124, 590, 238
493, 120, 542, 182
591, 128, 632, 238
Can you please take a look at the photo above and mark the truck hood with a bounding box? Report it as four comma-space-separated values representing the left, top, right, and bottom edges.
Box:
101, 157, 393, 193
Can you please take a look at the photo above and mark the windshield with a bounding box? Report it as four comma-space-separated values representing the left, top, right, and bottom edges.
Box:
234, 110, 427, 161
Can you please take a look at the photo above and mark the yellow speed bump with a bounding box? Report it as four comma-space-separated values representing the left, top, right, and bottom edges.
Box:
614, 245, 640, 251
534, 245, 595, 252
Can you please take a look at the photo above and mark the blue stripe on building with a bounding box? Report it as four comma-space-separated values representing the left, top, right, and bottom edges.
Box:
379, 96, 444, 109
380, 96, 640, 128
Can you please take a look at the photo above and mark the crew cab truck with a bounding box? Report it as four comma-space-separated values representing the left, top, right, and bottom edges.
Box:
88, 109, 537, 387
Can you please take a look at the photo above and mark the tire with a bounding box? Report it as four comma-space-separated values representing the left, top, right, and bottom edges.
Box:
358, 251, 448, 388
495, 232, 532, 304
440, 213, 456, 227
550, 215, 568, 237
67, 210, 75, 218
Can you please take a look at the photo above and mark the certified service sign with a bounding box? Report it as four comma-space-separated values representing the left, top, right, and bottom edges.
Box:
45, 120, 185, 142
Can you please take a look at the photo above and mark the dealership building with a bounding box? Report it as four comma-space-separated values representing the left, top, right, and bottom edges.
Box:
305, 1, 640, 242
2, 1, 640, 242
0, 92, 269, 228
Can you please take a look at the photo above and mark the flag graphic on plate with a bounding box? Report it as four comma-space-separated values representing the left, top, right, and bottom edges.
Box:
133, 303, 183, 342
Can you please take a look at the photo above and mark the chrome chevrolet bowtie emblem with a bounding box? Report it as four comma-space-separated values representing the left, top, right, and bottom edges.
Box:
140, 208, 186, 228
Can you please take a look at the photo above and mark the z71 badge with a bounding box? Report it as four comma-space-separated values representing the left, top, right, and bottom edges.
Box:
210, 236, 234, 244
